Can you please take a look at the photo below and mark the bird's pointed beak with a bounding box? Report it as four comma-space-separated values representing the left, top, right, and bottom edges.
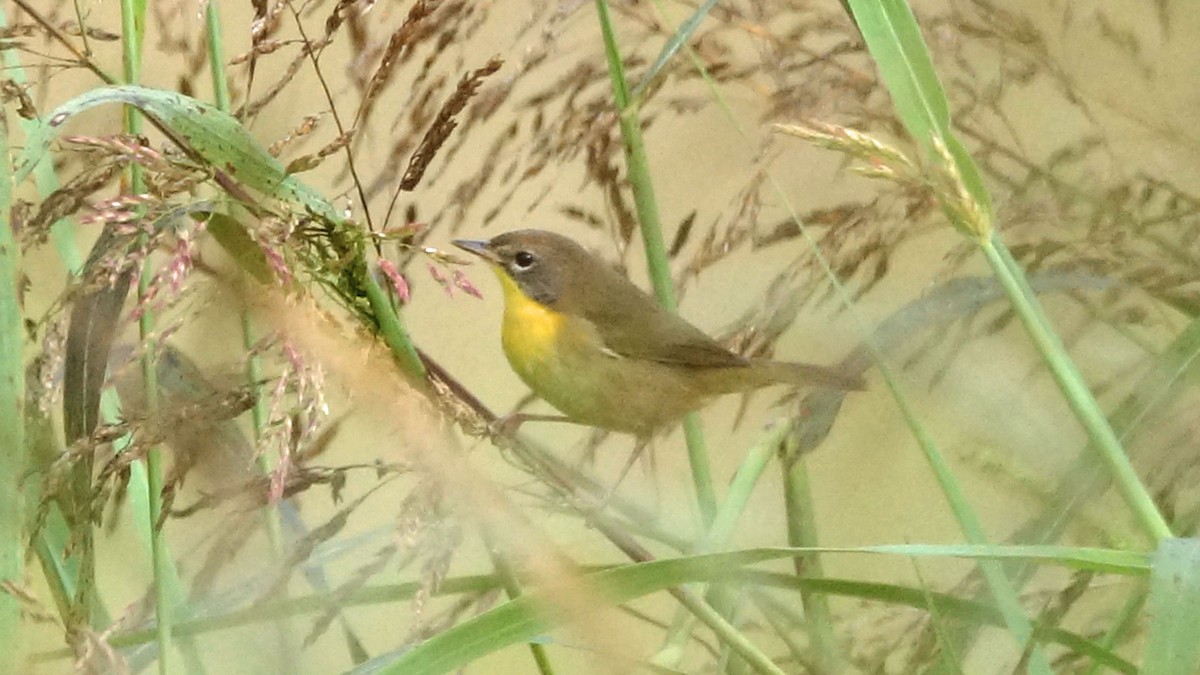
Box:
452, 238, 498, 263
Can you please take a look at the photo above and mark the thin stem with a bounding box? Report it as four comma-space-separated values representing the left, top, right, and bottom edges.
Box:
1084, 587, 1144, 675
204, 1, 231, 111
119, 1, 175, 671
656, 421, 790, 668
666, 587, 787, 675
0, 40, 25, 675
782, 449, 842, 674
486, 540, 557, 675
593, 0, 716, 525
286, 1, 378, 237
205, 3, 296, 664
363, 273, 427, 380
203, 0, 285, 551
981, 235, 1171, 542
881, 350, 1051, 672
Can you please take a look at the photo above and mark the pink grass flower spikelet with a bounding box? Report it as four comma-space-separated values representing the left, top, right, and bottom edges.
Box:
81, 194, 155, 227
129, 219, 204, 321
164, 227, 200, 297
378, 258, 410, 303
451, 270, 482, 299
262, 366, 292, 503
260, 341, 329, 503
254, 217, 295, 286
427, 262, 453, 297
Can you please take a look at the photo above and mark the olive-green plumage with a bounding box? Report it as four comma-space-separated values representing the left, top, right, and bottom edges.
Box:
455, 229, 863, 435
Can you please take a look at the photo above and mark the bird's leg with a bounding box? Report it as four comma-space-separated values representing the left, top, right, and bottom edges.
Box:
575, 428, 611, 467
600, 436, 651, 505
489, 411, 575, 437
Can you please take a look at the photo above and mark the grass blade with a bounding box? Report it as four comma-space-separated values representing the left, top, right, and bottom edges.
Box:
843, 0, 991, 219
631, 0, 718, 99
593, 0, 717, 524
981, 237, 1172, 542
0, 58, 26, 675
1142, 538, 1200, 674
843, 0, 1170, 543
780, 449, 842, 673
361, 543, 1146, 674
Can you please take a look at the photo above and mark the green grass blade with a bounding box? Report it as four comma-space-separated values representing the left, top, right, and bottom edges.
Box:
362, 544, 1145, 674
16, 87, 298, 206
879, 371, 1048, 668
361, 550, 788, 675
486, 536, 558, 675
205, 5, 302, 661
854, 544, 1149, 575
16, 86, 334, 228
981, 237, 1171, 541
751, 573, 1135, 674
120, 0, 179, 667
0, 4, 104, 638
843, 0, 1169, 543
836, 7, 1171, 666
847, 0, 948, 139
1010, 312, 1200, 580
631, 0, 718, 100
843, 0, 991, 219
26, 395, 87, 624
205, 211, 276, 283
774, 5, 1043, 651
43, 565, 1132, 674
203, 0, 231, 111
655, 420, 791, 666
28, 547, 1137, 671
593, 0, 716, 524
0, 64, 26, 675
781, 450, 842, 673
1142, 538, 1200, 674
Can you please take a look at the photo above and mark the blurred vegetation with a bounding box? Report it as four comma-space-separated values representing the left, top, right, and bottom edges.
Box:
2, 0, 1199, 673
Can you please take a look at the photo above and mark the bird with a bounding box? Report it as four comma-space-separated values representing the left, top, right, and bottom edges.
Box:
453, 229, 864, 438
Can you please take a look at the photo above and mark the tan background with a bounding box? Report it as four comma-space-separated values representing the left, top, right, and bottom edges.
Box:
14, 0, 1199, 671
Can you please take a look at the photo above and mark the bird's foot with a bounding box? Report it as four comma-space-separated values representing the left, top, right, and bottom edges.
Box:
488, 412, 526, 438
487, 412, 575, 438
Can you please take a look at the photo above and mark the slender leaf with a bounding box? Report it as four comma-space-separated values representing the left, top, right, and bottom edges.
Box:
33, 565, 1132, 674
843, 0, 991, 218
204, 210, 276, 284
656, 420, 790, 667
593, 0, 716, 524
363, 544, 1148, 674
0, 51, 26, 675
1142, 538, 1200, 674
15, 86, 332, 218
63, 202, 212, 443
982, 237, 1171, 541
631, 0, 719, 99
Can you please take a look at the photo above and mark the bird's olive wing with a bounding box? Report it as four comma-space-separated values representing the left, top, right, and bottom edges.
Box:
582, 287, 749, 368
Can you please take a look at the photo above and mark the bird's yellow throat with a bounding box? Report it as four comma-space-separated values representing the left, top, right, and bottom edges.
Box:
491, 265, 565, 372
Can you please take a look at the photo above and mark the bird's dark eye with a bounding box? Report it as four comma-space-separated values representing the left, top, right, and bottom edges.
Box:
513, 250, 536, 270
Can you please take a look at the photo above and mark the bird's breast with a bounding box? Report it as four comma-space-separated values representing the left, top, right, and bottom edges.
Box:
500, 290, 567, 378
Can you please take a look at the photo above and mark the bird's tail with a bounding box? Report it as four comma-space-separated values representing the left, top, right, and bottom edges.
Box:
747, 358, 866, 391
